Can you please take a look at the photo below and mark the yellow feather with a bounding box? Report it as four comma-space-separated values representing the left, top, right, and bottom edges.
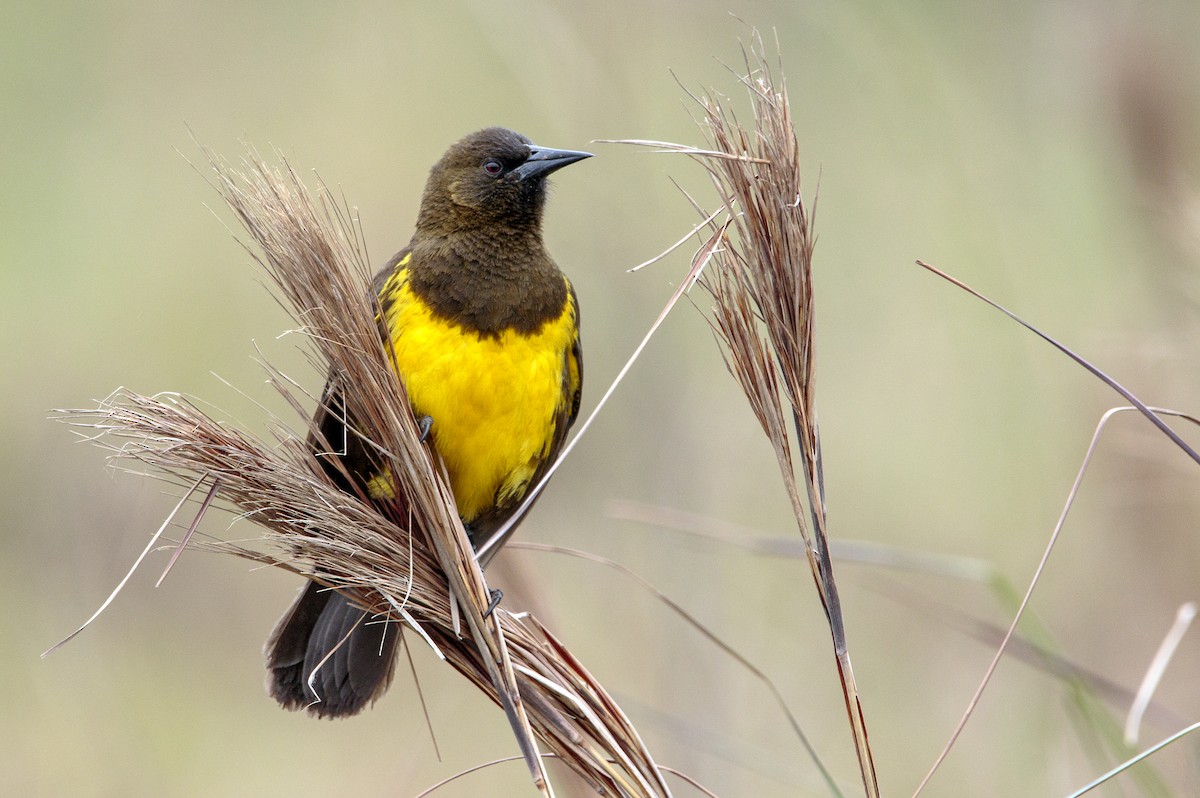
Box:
379, 256, 578, 522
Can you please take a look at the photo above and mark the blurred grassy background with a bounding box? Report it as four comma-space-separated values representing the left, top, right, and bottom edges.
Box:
6, 1, 1200, 795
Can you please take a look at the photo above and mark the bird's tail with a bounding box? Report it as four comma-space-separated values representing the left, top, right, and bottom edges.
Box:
265, 580, 399, 718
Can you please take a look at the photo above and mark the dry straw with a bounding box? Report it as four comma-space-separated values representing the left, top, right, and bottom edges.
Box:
692, 46, 880, 797
613, 32, 878, 796
56, 148, 674, 796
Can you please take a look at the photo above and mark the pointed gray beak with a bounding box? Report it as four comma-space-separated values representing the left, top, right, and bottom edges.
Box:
512, 145, 594, 181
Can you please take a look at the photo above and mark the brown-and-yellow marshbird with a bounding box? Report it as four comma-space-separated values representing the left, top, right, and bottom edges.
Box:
265, 127, 590, 718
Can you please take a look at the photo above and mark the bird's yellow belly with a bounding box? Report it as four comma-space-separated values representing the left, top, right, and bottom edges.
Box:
383, 277, 574, 523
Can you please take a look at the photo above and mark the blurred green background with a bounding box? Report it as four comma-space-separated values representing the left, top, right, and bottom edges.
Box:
6, 1, 1200, 795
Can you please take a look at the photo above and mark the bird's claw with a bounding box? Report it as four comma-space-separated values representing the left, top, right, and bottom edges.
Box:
483, 589, 503, 620
416, 415, 434, 442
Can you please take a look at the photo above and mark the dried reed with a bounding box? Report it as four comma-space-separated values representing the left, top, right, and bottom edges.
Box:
694, 40, 878, 797
612, 31, 879, 795
56, 148, 673, 797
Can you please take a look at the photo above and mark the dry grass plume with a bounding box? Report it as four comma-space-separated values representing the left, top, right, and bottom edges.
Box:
55, 146, 675, 797
612, 31, 878, 796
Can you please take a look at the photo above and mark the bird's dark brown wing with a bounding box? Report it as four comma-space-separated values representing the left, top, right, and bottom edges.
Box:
303, 247, 415, 497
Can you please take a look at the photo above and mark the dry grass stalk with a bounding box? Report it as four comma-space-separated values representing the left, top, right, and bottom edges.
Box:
694, 40, 879, 796
616, 33, 878, 795
57, 148, 673, 797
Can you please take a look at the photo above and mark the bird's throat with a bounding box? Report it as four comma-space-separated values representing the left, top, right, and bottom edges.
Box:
406, 232, 568, 336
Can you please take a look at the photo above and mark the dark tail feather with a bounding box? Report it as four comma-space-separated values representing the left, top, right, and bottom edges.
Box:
265, 580, 400, 718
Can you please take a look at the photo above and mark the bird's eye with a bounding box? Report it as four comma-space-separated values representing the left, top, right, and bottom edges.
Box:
482, 160, 503, 177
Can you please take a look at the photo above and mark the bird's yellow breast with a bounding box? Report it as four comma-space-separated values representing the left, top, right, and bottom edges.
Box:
379, 260, 578, 523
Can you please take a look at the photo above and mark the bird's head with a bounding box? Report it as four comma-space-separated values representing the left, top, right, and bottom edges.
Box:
416, 127, 592, 234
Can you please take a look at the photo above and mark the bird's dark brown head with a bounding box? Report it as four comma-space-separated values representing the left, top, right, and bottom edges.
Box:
414, 127, 592, 235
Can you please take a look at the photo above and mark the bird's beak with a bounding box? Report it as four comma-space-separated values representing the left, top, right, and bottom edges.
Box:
512, 145, 594, 181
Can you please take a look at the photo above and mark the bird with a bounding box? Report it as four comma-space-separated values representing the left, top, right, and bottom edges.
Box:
264, 127, 590, 718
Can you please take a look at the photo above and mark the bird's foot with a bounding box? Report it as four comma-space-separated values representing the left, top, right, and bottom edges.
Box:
483, 589, 503, 620
416, 415, 434, 442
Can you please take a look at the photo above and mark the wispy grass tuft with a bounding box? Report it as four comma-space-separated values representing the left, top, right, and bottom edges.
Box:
691, 40, 877, 797
610, 30, 878, 797
54, 147, 674, 797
